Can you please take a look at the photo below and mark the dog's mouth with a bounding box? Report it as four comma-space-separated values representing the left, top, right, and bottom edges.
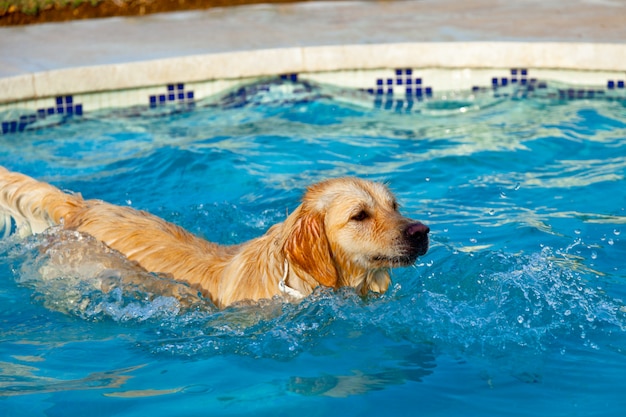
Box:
371, 229, 429, 267
372, 246, 428, 267
372, 254, 416, 266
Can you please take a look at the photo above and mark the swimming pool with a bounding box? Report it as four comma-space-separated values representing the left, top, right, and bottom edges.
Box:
1, 77, 625, 415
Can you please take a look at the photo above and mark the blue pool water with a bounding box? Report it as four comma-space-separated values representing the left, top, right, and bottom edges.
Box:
1, 80, 626, 416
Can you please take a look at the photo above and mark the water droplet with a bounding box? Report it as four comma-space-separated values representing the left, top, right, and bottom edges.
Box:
590, 251, 597, 260
574, 229, 581, 235
608, 238, 615, 246
470, 238, 477, 243
614, 229, 621, 236
488, 209, 495, 216
425, 177, 431, 182
517, 316, 525, 324
500, 191, 507, 198
514, 183, 521, 191
564, 309, 572, 316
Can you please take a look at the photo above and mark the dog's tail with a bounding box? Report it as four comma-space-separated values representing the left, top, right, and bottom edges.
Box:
0, 166, 86, 237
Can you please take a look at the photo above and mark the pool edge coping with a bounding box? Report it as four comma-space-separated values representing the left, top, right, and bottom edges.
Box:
3, 41, 626, 104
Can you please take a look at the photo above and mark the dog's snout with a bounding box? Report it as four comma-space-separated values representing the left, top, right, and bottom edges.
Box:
404, 222, 430, 257
404, 222, 430, 239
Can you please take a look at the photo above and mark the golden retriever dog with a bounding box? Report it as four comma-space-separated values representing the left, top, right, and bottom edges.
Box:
0, 166, 429, 308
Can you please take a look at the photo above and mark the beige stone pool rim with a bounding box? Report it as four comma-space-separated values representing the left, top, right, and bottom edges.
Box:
0, 0, 625, 113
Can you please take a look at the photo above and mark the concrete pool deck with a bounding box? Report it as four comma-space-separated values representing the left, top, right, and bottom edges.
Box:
1, 0, 626, 104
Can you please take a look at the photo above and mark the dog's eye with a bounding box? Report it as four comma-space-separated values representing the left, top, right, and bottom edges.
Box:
392, 201, 399, 211
351, 210, 369, 222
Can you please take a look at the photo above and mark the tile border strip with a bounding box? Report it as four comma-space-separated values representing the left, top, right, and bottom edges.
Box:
2, 42, 626, 105
2, 67, 626, 135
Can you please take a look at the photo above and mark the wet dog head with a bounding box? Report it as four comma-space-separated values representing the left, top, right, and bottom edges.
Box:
283, 178, 429, 293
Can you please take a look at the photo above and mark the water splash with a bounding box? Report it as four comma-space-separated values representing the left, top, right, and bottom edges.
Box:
7, 227, 212, 323
4, 225, 626, 369
406, 246, 626, 359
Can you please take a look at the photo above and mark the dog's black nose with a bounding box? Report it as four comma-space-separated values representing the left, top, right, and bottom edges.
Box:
404, 222, 430, 256
405, 222, 430, 239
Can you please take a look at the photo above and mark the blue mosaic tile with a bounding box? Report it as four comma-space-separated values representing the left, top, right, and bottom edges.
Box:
1, 95, 84, 135
555, 88, 607, 100
42, 95, 83, 117
488, 68, 531, 89
149, 83, 195, 108
369, 69, 434, 101
280, 73, 298, 82
607, 80, 626, 89
374, 97, 419, 114
474, 69, 560, 99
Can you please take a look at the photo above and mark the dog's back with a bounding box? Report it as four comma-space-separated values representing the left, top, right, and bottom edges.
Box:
0, 167, 233, 303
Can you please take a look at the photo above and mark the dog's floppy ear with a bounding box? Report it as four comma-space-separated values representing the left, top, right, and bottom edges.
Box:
283, 207, 338, 288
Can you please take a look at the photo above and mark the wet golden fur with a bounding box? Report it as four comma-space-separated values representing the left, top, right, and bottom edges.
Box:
0, 167, 428, 308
